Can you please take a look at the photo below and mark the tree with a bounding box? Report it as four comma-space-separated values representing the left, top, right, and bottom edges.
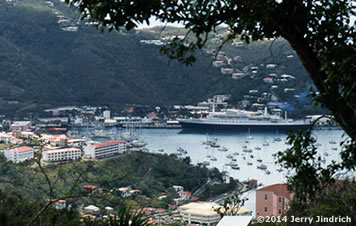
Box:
65, 0, 355, 204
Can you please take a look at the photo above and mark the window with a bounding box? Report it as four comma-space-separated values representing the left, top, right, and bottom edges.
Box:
265, 194, 268, 200
279, 209, 282, 214
265, 207, 267, 212
279, 197, 282, 202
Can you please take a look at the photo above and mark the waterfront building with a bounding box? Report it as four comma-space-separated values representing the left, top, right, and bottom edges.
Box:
42, 148, 81, 162
10, 121, 32, 132
103, 110, 111, 119
4, 146, 33, 163
256, 184, 293, 217
84, 140, 126, 159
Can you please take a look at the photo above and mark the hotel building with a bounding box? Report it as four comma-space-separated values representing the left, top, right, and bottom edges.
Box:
84, 140, 126, 159
42, 148, 81, 162
4, 146, 34, 163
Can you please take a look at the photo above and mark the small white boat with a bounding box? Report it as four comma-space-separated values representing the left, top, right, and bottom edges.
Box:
274, 137, 282, 142
211, 157, 217, 161
254, 146, 261, 150
247, 162, 253, 166
243, 149, 253, 153
199, 161, 210, 166
263, 142, 269, 146
226, 154, 233, 159
177, 147, 185, 152
233, 152, 239, 156
265, 170, 271, 175
329, 141, 336, 144
257, 158, 262, 162
218, 147, 228, 152
257, 164, 267, 170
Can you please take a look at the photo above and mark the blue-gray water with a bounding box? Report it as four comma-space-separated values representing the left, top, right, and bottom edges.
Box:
86, 128, 346, 216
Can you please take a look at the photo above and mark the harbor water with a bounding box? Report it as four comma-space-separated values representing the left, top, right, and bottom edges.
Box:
84, 128, 346, 216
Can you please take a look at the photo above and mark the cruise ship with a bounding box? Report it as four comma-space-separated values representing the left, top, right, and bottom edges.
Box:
178, 107, 313, 132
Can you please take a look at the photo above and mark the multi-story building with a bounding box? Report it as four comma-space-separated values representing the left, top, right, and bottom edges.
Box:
4, 146, 33, 163
10, 121, 32, 132
179, 202, 221, 225
256, 184, 294, 217
179, 202, 252, 225
84, 140, 126, 159
42, 148, 81, 162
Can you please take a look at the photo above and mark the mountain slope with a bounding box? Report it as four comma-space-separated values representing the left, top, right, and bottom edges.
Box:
0, 0, 313, 115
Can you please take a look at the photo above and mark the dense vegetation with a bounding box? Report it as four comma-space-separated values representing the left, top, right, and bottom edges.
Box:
0, 0, 316, 117
0, 151, 220, 212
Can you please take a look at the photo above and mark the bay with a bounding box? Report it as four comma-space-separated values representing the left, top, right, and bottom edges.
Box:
86, 127, 345, 216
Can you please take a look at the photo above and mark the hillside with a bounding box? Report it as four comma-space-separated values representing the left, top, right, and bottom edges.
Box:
0, 0, 318, 116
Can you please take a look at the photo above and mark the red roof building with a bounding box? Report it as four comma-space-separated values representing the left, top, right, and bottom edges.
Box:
256, 184, 293, 217
4, 146, 34, 163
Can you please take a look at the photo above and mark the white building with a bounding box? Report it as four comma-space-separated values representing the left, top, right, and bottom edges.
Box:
179, 202, 252, 225
179, 202, 222, 225
84, 140, 126, 159
42, 148, 81, 162
4, 146, 34, 163
0, 132, 12, 143
103, 110, 111, 119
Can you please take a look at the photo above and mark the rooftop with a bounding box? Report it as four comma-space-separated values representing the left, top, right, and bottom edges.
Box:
257, 183, 293, 199
8, 146, 32, 152
92, 140, 125, 147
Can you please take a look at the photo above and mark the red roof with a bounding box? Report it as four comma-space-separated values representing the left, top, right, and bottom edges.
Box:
42, 148, 80, 154
257, 184, 293, 199
83, 185, 98, 190
264, 78, 273, 80
190, 197, 199, 201
92, 140, 124, 147
8, 146, 32, 152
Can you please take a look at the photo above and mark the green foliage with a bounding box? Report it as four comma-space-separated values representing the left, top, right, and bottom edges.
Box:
82, 206, 149, 226
0, 152, 211, 210
0, 0, 318, 118
277, 129, 336, 202
0, 190, 80, 226
285, 180, 356, 226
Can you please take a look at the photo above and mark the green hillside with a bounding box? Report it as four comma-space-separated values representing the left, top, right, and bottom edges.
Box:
0, 0, 314, 115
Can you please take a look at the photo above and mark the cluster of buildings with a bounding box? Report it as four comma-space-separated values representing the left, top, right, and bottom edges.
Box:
1, 121, 127, 164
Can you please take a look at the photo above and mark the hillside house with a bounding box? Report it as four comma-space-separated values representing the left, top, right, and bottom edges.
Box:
263, 78, 273, 83
221, 68, 233, 74
256, 184, 293, 217
213, 61, 225, 67
232, 73, 247, 79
